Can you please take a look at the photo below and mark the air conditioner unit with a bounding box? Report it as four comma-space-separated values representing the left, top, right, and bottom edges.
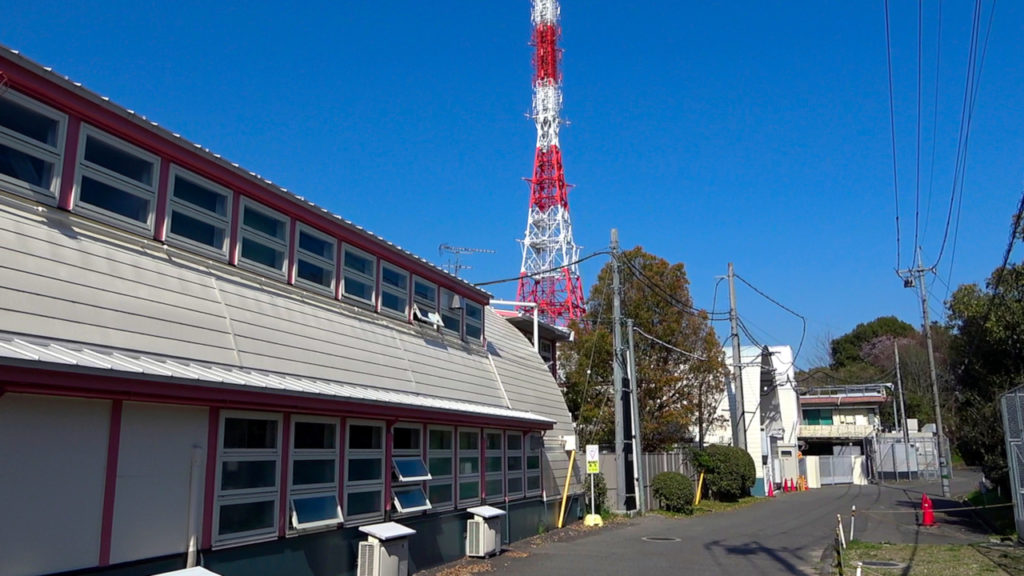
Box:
357, 522, 416, 576
465, 505, 505, 558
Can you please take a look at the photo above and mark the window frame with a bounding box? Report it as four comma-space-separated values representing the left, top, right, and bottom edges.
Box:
340, 243, 377, 307
288, 415, 342, 533
293, 222, 337, 295
343, 419, 386, 524
378, 261, 410, 320
483, 429, 504, 503
440, 288, 463, 338
213, 410, 282, 547
457, 427, 481, 508
164, 165, 232, 259
426, 426, 455, 512
525, 432, 543, 496
236, 198, 290, 279
0, 89, 66, 202
505, 431, 525, 500
390, 423, 431, 515
75, 124, 160, 234
464, 300, 484, 343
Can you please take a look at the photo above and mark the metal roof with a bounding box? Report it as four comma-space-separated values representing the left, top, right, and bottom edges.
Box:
0, 44, 489, 300
0, 334, 554, 425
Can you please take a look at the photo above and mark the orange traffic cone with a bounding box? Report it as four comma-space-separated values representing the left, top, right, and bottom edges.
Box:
921, 493, 935, 526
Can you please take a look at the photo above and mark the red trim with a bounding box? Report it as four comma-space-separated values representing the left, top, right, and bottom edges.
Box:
98, 400, 123, 566
0, 366, 553, 431
278, 413, 291, 536
153, 160, 170, 243
800, 396, 888, 406
58, 116, 81, 211
201, 408, 219, 550
334, 237, 343, 301
1, 54, 490, 301
286, 220, 297, 286
384, 423, 394, 513
337, 418, 346, 514
478, 429, 486, 501
227, 193, 241, 266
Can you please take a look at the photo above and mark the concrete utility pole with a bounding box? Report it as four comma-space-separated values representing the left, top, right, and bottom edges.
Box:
899, 248, 951, 497
894, 340, 911, 480
610, 230, 635, 511
728, 263, 747, 449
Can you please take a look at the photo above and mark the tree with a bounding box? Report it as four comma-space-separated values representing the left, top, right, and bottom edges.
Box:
557, 246, 728, 452
947, 262, 1024, 491
830, 316, 917, 370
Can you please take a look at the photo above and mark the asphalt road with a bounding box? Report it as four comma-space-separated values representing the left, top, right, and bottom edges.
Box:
450, 476, 991, 576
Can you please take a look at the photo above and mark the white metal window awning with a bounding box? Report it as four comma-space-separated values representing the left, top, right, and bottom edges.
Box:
0, 334, 555, 426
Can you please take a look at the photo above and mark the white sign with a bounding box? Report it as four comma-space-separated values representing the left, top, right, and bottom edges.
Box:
585, 444, 600, 474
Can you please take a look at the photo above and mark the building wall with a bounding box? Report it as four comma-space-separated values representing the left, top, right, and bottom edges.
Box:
0, 394, 110, 576
110, 402, 209, 564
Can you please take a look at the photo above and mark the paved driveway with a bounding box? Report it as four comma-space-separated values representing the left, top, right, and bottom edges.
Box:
425, 477, 992, 576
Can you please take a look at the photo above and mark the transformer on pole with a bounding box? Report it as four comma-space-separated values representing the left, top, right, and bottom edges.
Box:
517, 0, 586, 326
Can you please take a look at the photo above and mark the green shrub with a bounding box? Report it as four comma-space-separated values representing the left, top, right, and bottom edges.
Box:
695, 445, 755, 501
584, 472, 609, 515
651, 471, 695, 514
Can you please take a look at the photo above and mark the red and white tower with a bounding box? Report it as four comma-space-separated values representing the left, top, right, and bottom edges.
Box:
517, 0, 586, 326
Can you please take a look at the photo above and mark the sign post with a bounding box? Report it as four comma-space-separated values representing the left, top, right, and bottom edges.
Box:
584, 445, 603, 526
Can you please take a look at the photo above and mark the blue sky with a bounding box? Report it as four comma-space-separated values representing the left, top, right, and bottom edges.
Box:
5, 1, 1022, 369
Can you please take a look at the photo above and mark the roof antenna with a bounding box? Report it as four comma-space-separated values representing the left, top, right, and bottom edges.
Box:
438, 244, 495, 278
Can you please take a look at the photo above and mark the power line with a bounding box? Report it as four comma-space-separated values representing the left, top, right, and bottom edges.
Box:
733, 273, 808, 367
473, 249, 610, 287
632, 326, 707, 361
932, 0, 993, 270
913, 0, 923, 254
923, 0, 944, 241
884, 0, 904, 271
620, 255, 729, 320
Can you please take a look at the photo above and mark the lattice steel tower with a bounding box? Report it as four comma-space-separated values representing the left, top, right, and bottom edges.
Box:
517, 0, 585, 325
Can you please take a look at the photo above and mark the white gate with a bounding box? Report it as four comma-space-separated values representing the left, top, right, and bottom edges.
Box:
819, 455, 855, 485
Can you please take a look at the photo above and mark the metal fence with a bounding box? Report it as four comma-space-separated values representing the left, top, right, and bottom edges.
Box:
1000, 385, 1024, 542
598, 448, 696, 513
870, 435, 939, 482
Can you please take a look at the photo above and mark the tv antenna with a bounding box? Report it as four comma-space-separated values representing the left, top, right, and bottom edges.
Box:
439, 244, 495, 277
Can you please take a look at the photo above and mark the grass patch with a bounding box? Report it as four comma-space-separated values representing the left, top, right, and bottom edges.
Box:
692, 496, 761, 516
841, 541, 1004, 576
965, 490, 1016, 536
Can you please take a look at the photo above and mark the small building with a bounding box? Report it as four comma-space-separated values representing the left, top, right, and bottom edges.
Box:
705, 345, 800, 496
798, 384, 890, 454
0, 45, 581, 576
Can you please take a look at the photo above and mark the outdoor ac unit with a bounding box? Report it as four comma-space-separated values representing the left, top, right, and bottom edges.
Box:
357, 537, 409, 576
466, 516, 502, 558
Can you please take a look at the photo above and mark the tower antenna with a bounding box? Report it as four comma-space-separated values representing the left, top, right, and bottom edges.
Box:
517, 0, 586, 326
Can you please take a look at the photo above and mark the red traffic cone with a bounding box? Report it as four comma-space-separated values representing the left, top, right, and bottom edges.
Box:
783, 478, 790, 493
921, 493, 935, 526
768, 479, 775, 497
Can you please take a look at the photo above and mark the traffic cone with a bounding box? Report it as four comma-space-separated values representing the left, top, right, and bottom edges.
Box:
768, 479, 775, 497
784, 478, 791, 493
921, 493, 935, 526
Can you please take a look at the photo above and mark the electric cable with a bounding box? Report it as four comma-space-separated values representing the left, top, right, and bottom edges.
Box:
884, 0, 904, 272
473, 249, 610, 287
733, 274, 808, 367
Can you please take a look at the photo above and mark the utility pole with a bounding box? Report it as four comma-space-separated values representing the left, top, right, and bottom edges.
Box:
894, 340, 911, 481
899, 248, 951, 497
728, 263, 747, 449
627, 318, 644, 513
611, 230, 635, 511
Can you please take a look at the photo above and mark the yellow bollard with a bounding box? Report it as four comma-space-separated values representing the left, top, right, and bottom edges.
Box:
693, 471, 705, 507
